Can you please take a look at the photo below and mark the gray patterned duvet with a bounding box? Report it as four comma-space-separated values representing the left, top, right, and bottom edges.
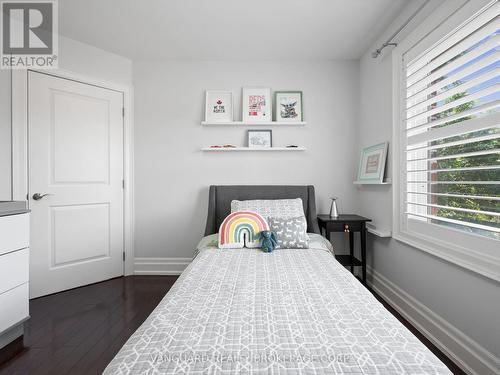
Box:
104, 234, 451, 374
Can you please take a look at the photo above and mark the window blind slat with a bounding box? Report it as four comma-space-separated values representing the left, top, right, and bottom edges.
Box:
406, 201, 500, 217
406, 84, 499, 123
406, 213, 500, 233
406, 68, 499, 112
407, 111, 500, 145
406, 148, 499, 162
407, 24, 499, 86
407, 52, 499, 102
406, 1, 500, 74
405, 191, 500, 201
407, 37, 499, 91
406, 181, 500, 185
407, 133, 499, 152
407, 100, 500, 134
407, 165, 500, 173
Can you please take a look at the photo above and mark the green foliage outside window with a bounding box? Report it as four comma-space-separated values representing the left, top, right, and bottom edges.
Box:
429, 90, 499, 239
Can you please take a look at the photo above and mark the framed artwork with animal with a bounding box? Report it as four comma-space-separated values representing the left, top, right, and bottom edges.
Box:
275, 91, 303, 122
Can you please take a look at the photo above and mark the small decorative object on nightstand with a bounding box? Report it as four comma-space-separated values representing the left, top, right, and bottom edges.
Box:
329, 197, 339, 218
317, 214, 371, 284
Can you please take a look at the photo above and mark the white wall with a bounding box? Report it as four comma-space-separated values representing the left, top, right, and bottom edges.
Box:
0, 70, 11, 200
57, 36, 133, 86
133, 60, 359, 258
357, 1, 500, 373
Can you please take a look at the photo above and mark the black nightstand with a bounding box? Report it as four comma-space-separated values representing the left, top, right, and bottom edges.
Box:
317, 214, 371, 284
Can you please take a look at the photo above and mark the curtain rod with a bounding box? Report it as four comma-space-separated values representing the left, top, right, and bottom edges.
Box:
371, 0, 431, 58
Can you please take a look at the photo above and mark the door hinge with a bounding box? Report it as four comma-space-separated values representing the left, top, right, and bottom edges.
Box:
123, 251, 126, 261
122, 179, 125, 189
122, 107, 125, 117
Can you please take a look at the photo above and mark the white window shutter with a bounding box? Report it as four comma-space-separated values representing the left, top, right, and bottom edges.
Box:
403, 4, 499, 239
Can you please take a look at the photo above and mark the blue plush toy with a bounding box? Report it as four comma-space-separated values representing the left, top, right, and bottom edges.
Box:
259, 231, 278, 253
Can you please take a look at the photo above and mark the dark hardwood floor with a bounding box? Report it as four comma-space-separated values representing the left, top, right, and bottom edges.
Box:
0, 276, 178, 375
0, 275, 465, 375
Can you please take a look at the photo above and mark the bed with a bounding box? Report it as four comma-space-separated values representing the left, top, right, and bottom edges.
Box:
104, 185, 451, 374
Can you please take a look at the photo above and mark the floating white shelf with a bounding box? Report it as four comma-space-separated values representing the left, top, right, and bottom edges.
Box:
366, 224, 392, 238
201, 121, 306, 126
353, 178, 392, 185
202, 146, 306, 152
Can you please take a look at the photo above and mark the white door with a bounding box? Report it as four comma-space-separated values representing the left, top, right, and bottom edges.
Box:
28, 71, 124, 298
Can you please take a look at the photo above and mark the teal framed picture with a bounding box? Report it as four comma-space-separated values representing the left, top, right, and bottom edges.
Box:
274, 91, 303, 122
356, 142, 388, 183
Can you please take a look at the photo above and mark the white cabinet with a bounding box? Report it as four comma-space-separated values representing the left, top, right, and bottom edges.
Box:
0, 214, 30, 256
0, 211, 29, 350
0, 284, 29, 335
0, 248, 29, 295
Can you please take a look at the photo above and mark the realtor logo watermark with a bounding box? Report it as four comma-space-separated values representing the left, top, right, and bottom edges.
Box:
1, 0, 58, 69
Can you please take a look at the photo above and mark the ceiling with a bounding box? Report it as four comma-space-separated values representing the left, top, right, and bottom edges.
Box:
59, 0, 409, 61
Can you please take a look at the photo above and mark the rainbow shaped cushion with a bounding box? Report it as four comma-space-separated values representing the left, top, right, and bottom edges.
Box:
218, 211, 270, 249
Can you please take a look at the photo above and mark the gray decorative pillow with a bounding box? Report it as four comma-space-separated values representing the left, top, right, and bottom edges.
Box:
268, 216, 309, 249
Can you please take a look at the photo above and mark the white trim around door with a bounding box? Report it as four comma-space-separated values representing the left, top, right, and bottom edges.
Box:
11, 68, 135, 278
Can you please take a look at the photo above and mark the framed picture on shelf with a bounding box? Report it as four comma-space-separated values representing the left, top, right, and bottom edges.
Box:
242, 87, 272, 122
248, 130, 272, 148
205, 90, 233, 122
275, 91, 303, 122
356, 142, 388, 183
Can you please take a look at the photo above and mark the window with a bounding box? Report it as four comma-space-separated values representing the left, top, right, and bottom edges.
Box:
394, 1, 499, 281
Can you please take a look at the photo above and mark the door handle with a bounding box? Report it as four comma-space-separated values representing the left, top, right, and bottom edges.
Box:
32, 193, 52, 201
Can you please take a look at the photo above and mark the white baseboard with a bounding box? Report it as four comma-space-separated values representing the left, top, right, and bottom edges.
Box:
368, 266, 499, 375
134, 257, 191, 275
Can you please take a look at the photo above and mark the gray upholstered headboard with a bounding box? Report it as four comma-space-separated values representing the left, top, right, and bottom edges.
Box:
204, 185, 320, 236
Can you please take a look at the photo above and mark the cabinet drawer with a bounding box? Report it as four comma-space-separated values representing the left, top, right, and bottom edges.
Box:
0, 248, 29, 295
327, 222, 362, 232
0, 283, 29, 335
0, 214, 29, 256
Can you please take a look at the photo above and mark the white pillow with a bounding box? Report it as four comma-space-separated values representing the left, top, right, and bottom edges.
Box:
231, 198, 305, 219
